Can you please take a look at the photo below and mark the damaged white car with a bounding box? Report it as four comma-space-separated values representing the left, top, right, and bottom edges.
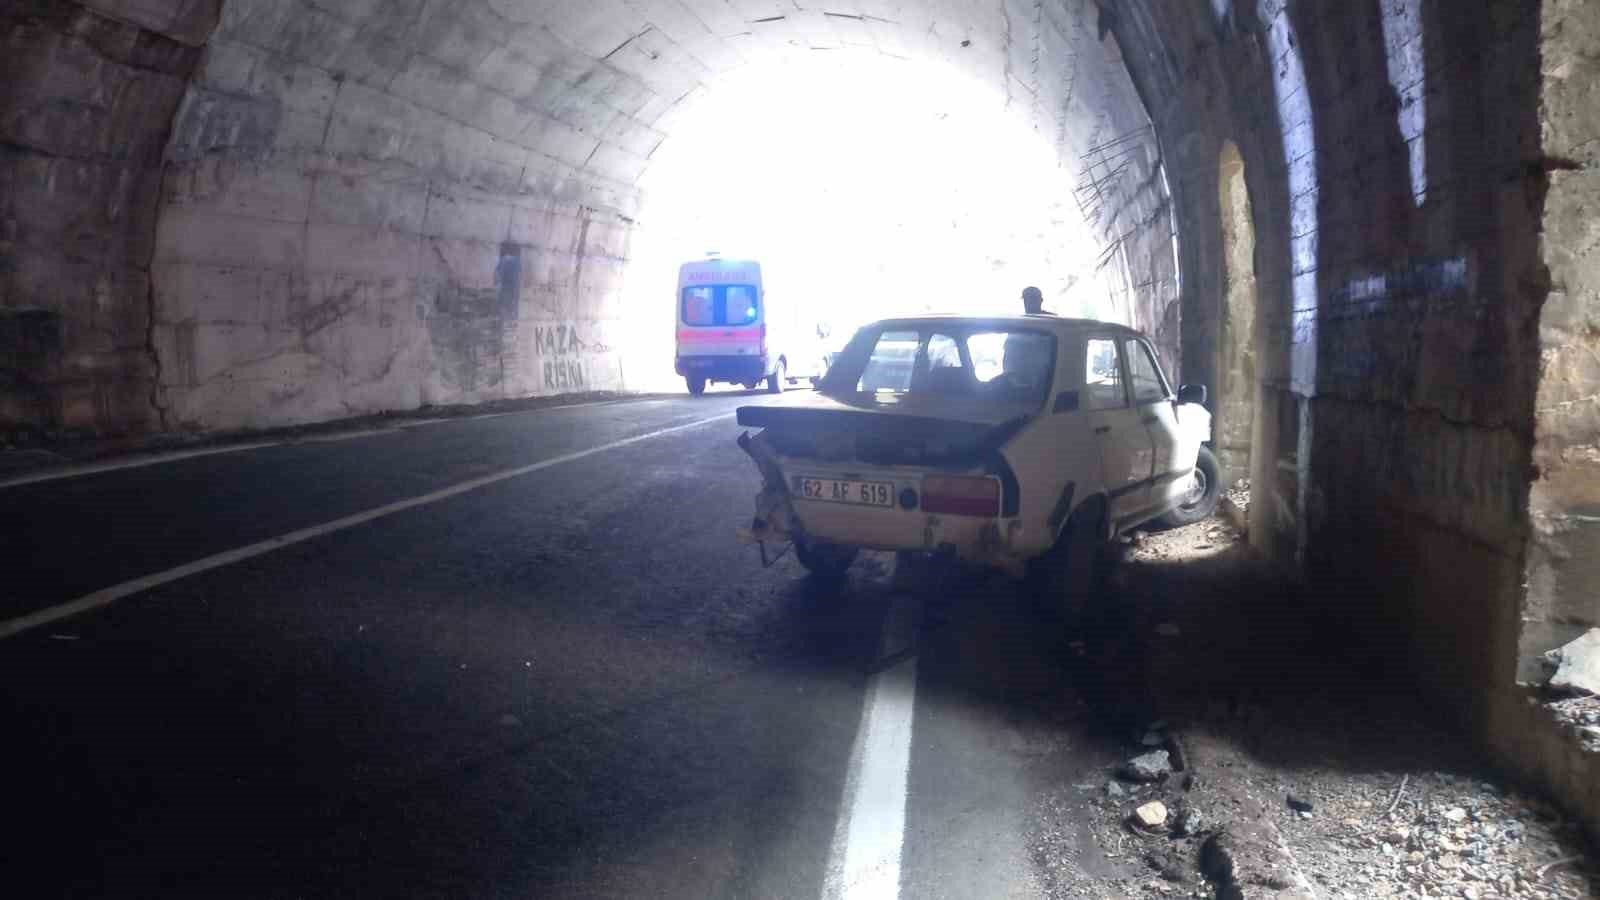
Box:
736, 315, 1219, 608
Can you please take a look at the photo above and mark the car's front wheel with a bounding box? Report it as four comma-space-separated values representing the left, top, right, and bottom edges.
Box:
686, 375, 706, 395
795, 538, 857, 579
767, 360, 786, 394
1158, 445, 1221, 527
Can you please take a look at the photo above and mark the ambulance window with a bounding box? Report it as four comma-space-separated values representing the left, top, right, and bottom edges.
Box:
681, 284, 759, 326
683, 287, 715, 325
725, 285, 758, 325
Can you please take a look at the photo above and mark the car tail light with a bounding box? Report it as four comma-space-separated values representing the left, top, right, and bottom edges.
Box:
921, 475, 1001, 517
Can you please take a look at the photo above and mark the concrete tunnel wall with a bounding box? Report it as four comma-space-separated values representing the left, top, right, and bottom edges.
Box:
1106, 0, 1599, 837
2, 0, 1597, 839
1, 0, 1170, 435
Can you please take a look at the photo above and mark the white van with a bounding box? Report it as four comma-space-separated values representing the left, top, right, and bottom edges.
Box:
674, 257, 821, 395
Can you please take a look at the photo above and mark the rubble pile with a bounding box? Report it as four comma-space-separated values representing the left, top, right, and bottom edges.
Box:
1030, 517, 1599, 900
1223, 478, 1251, 515
1548, 696, 1600, 751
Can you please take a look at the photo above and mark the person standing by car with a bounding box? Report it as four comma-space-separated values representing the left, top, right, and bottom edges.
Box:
1021, 286, 1054, 316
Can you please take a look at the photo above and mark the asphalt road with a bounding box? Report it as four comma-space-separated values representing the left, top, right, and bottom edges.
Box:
1, 391, 1125, 899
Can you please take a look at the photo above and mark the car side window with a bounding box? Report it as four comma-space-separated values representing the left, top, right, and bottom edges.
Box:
926, 334, 961, 369
914, 333, 976, 396
1124, 339, 1169, 405
1084, 338, 1127, 410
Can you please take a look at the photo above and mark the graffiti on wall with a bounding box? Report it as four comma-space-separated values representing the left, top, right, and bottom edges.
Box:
533, 322, 593, 391
1321, 255, 1473, 382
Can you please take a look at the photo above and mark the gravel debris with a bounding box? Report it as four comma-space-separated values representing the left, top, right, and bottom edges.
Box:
1029, 516, 1599, 900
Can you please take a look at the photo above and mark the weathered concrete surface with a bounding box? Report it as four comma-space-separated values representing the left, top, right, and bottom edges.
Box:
0, 0, 208, 435
135, 0, 1170, 430
1106, 0, 1597, 840
1214, 140, 1256, 484
6, 0, 1171, 432
1523, 0, 1600, 679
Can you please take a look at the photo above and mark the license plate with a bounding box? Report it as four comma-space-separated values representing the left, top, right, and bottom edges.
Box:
797, 477, 894, 508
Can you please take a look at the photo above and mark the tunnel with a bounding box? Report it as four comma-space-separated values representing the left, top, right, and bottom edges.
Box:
3, 0, 1598, 879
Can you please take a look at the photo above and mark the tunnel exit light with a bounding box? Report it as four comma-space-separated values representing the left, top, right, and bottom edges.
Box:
616, 51, 1115, 391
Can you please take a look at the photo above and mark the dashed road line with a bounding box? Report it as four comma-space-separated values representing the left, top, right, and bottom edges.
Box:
0, 413, 735, 641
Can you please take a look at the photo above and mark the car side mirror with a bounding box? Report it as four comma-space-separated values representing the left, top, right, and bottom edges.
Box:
1176, 383, 1207, 405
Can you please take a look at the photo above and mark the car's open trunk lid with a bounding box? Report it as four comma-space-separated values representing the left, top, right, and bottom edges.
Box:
736, 392, 1030, 467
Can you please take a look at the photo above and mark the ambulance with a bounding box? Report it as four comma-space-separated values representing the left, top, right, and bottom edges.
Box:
674, 256, 821, 395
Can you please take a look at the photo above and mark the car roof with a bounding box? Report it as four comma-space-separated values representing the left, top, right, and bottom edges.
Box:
861, 314, 1146, 337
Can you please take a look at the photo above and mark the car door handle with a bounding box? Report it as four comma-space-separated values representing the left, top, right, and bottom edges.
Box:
1094, 426, 1112, 435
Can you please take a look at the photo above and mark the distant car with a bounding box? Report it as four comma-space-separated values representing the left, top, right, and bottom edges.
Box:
736, 315, 1218, 613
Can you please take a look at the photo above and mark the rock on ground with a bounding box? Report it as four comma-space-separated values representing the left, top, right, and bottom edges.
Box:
1546, 628, 1600, 697
1120, 750, 1172, 783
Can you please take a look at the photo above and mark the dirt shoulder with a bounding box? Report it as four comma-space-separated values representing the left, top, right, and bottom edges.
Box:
1030, 518, 1599, 899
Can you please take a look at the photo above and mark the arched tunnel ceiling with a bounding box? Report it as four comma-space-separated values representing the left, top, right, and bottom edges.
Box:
182, 0, 1150, 211
143, 0, 1168, 430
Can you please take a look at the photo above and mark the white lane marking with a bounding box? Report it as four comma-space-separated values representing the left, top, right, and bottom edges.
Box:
0, 395, 683, 491
824, 593, 921, 900
0, 441, 286, 490
0, 413, 735, 641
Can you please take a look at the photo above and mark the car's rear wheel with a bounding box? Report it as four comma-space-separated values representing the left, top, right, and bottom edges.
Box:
795, 538, 857, 579
686, 375, 706, 396
1158, 445, 1221, 527
1031, 503, 1108, 625
767, 360, 786, 394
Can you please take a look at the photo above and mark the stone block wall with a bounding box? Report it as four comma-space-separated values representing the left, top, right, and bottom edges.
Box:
1522, 0, 1600, 683
1112, 0, 1596, 838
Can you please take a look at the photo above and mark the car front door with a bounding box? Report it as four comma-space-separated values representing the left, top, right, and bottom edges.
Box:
1123, 337, 1192, 515
1084, 336, 1154, 526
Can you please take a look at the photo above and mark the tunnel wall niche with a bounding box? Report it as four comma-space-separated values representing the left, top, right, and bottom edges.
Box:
1112, 0, 1598, 839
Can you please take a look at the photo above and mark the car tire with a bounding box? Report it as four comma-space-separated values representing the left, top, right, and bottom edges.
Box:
686, 375, 706, 396
1031, 503, 1108, 625
1158, 445, 1221, 527
768, 361, 786, 394
795, 538, 857, 579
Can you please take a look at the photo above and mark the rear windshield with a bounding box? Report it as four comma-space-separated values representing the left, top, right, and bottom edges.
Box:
681, 285, 759, 326
823, 325, 1056, 412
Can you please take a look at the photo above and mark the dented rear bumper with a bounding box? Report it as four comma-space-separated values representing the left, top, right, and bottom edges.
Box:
736, 430, 1032, 577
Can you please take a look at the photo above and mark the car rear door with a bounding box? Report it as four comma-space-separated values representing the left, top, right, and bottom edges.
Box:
1084, 335, 1154, 526
1123, 337, 1192, 514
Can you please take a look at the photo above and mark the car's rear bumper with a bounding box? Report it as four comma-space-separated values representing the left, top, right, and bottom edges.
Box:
676, 355, 768, 381
793, 497, 1025, 558
749, 457, 1042, 575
